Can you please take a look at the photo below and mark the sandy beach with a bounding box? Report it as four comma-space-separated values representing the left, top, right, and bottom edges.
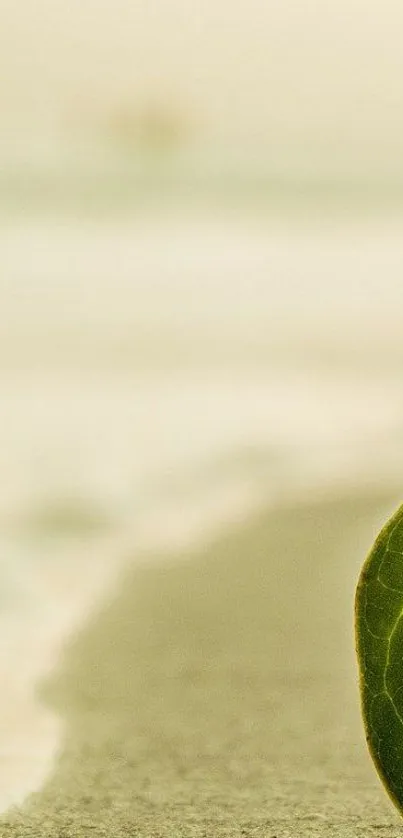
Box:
2, 209, 403, 833
3, 0, 403, 829
0, 488, 400, 837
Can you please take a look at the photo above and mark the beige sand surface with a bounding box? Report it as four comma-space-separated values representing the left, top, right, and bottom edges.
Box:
1, 489, 402, 836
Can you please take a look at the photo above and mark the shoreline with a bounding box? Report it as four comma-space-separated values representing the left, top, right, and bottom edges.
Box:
1, 485, 401, 836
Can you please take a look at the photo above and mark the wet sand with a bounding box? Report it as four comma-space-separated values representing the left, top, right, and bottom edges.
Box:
1, 489, 402, 837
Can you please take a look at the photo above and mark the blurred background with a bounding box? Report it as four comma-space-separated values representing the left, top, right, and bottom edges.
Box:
1, 0, 403, 818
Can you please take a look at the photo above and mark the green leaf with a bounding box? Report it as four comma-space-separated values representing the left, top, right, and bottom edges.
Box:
356, 503, 403, 813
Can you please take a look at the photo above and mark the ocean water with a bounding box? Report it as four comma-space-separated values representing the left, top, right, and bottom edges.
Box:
1, 207, 403, 811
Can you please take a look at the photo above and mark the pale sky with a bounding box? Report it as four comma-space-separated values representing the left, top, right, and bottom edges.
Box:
1, 0, 403, 175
